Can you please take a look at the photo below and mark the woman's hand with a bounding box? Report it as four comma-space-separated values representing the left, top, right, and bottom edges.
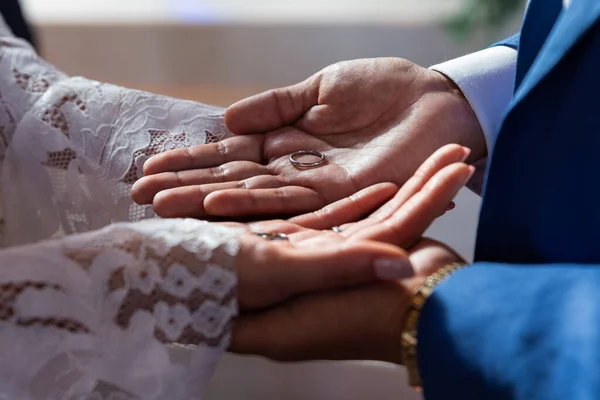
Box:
231, 238, 464, 364
233, 144, 473, 311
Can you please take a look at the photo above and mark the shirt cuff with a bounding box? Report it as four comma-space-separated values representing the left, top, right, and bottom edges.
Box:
430, 46, 517, 153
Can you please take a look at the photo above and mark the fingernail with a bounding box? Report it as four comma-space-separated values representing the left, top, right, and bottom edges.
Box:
467, 165, 476, 180
461, 146, 472, 162
143, 155, 153, 166
373, 258, 414, 281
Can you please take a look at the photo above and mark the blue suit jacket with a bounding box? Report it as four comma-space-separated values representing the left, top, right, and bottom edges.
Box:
418, 0, 600, 398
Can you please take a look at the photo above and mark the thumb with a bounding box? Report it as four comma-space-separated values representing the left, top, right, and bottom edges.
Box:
225, 74, 320, 135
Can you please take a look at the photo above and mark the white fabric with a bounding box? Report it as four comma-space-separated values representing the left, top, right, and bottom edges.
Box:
430, 46, 518, 154
0, 13, 240, 400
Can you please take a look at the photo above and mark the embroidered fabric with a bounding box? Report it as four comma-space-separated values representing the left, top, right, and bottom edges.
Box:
0, 14, 239, 400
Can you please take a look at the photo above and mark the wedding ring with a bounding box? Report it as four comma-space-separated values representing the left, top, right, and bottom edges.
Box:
289, 150, 326, 169
254, 232, 289, 241
332, 226, 343, 233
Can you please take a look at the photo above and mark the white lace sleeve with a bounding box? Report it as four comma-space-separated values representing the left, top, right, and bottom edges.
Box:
2, 77, 230, 244
0, 219, 241, 400
0, 13, 240, 399
0, 15, 232, 246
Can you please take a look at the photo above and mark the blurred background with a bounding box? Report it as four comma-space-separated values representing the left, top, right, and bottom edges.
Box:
14, 1, 522, 398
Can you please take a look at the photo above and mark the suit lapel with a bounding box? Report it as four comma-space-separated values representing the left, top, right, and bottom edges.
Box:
476, 0, 600, 262
512, 0, 600, 105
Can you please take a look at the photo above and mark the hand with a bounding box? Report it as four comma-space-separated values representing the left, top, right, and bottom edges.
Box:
131, 58, 484, 218
231, 238, 464, 364
288, 144, 473, 248
233, 145, 473, 310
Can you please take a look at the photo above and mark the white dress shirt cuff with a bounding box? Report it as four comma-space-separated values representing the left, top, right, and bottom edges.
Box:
430, 46, 518, 153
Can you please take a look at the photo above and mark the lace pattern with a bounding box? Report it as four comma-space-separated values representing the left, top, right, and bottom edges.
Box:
0, 13, 240, 399
0, 220, 240, 400
3, 77, 231, 244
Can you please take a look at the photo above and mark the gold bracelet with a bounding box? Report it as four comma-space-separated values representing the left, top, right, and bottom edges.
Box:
401, 262, 466, 390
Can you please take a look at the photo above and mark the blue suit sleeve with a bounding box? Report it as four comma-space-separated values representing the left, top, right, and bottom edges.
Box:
418, 263, 600, 400
493, 33, 521, 50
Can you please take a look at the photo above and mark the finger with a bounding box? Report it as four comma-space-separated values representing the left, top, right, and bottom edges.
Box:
350, 163, 475, 248
436, 201, 456, 218
288, 183, 399, 230
152, 175, 284, 218
236, 237, 409, 310
142, 135, 264, 176
334, 201, 453, 233
131, 161, 270, 205
369, 144, 469, 220
225, 75, 320, 135
215, 222, 248, 230
204, 186, 326, 217
248, 219, 305, 236
340, 144, 469, 237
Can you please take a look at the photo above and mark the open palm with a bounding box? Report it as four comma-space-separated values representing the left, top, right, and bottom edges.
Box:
230, 145, 473, 362
132, 58, 483, 218
233, 144, 473, 310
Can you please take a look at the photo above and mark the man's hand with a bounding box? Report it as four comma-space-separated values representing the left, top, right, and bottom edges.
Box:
232, 238, 464, 364
131, 58, 484, 218
233, 144, 472, 310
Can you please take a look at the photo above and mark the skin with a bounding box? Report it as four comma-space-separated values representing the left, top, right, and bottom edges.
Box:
232, 238, 463, 364
231, 145, 472, 363
131, 58, 484, 219
232, 145, 472, 309
128, 58, 482, 364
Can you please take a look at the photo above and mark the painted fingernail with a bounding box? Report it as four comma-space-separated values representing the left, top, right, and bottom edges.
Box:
373, 258, 414, 281
467, 165, 476, 180
461, 146, 472, 161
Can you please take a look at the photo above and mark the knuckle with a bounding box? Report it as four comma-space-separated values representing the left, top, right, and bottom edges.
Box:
183, 146, 195, 168
209, 165, 226, 180
173, 171, 184, 186
215, 141, 228, 158
237, 180, 248, 190
195, 184, 208, 198
312, 204, 333, 219
273, 188, 287, 203
269, 89, 287, 125
347, 193, 363, 212
416, 155, 441, 179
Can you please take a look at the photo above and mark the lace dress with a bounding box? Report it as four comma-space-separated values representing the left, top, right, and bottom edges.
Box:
0, 14, 240, 400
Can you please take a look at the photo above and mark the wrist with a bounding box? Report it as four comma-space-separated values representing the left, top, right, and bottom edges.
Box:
401, 262, 467, 389
432, 70, 487, 163
375, 241, 465, 367
430, 46, 518, 159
